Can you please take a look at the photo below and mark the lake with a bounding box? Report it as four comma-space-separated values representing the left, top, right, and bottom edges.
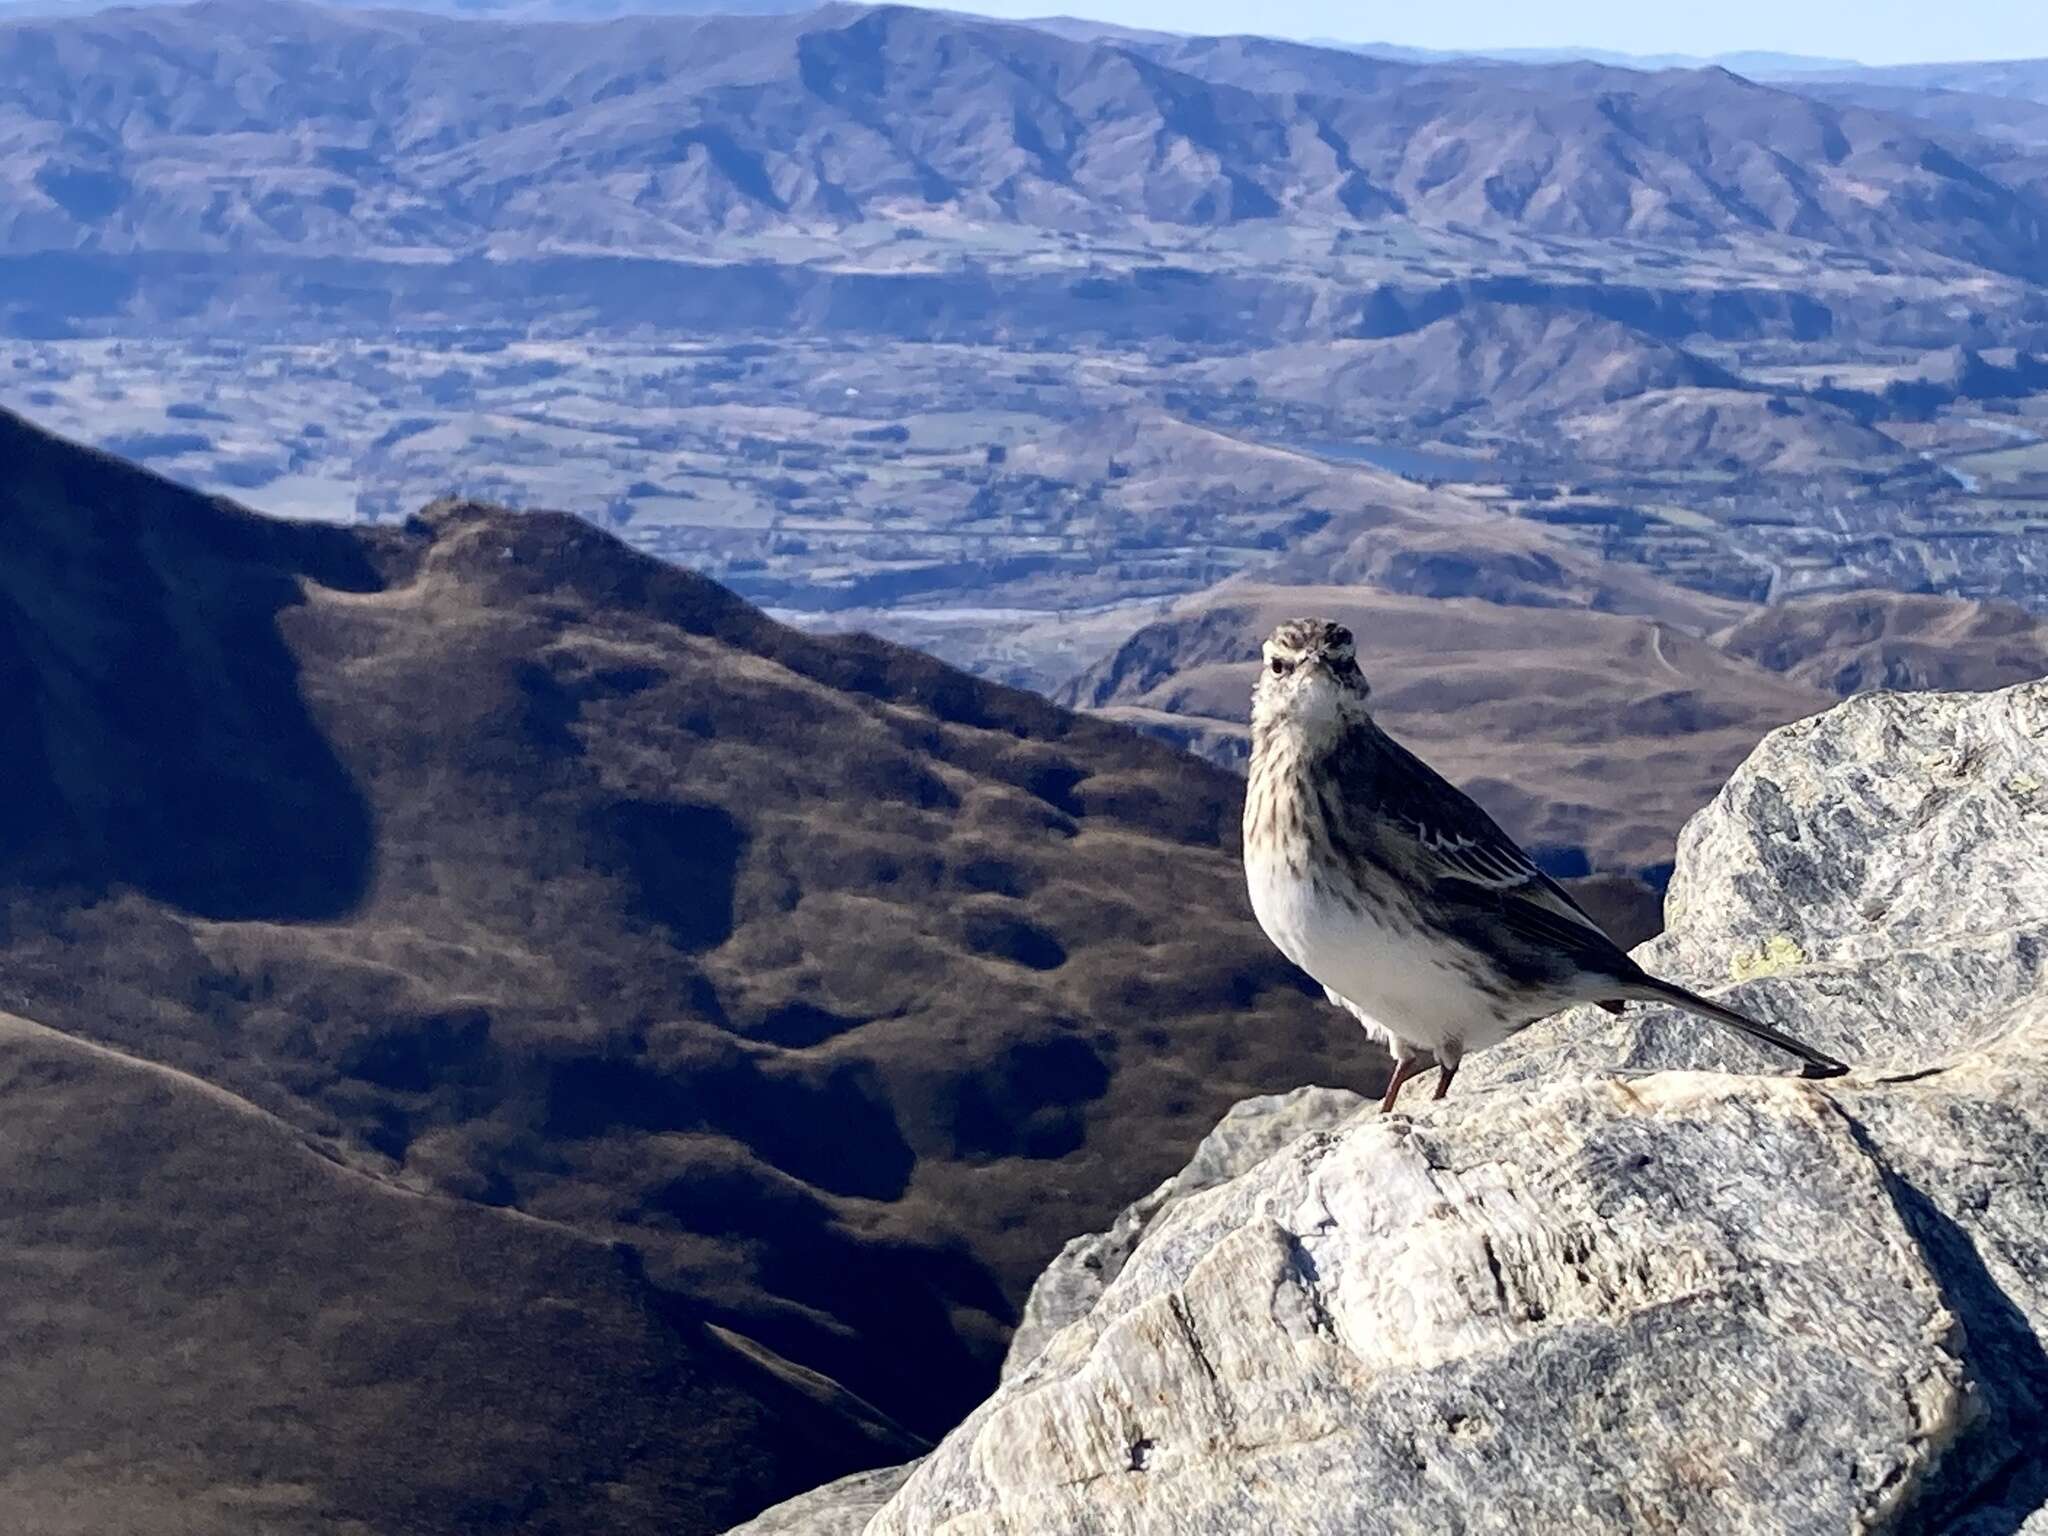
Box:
1279, 437, 1506, 482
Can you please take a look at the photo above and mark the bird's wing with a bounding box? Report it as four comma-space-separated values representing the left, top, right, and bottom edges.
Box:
1340, 726, 1628, 973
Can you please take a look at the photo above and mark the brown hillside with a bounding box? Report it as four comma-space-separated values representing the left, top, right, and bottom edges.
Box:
1715, 590, 2048, 695
0, 1011, 913, 1536
0, 408, 1369, 1523
1190, 307, 1741, 428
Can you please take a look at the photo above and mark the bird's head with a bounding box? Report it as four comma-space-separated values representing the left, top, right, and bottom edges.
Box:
1252, 618, 1371, 736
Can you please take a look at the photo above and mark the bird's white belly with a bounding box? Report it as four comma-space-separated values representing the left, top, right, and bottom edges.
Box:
1246, 852, 1513, 1056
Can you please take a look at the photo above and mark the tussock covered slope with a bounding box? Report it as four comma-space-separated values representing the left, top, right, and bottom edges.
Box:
0, 407, 1380, 1523
1714, 590, 2048, 696
0, 1011, 913, 1536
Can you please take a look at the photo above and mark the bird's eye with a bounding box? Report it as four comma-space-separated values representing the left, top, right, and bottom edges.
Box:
1268, 657, 1288, 676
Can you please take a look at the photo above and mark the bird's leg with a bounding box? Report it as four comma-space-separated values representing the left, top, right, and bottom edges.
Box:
1379, 1054, 1425, 1115
1431, 1041, 1464, 1102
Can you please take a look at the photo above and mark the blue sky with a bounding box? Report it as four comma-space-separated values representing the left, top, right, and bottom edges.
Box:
921, 0, 2048, 66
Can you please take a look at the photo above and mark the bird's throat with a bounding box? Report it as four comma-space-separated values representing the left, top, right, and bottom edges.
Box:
1245, 720, 1329, 882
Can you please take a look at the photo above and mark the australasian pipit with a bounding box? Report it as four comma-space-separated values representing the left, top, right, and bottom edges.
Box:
1242, 618, 1848, 1113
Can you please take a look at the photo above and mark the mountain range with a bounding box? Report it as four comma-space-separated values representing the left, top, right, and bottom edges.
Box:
3, 0, 2045, 277
0, 0, 2016, 86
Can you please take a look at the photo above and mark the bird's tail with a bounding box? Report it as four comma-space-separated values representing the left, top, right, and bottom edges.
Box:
1615, 976, 1849, 1079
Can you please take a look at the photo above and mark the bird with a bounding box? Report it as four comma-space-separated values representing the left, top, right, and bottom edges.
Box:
1241, 617, 1848, 1114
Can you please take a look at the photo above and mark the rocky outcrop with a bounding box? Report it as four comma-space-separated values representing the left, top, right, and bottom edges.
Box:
779, 679, 2048, 1535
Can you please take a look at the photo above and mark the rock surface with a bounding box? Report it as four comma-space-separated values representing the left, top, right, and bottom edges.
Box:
720, 1465, 921, 1536
1469, 676, 2048, 1087
837, 680, 2048, 1535
1001, 1086, 1369, 1380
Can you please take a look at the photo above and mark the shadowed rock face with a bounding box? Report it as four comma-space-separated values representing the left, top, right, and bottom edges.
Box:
0, 410, 1389, 1524
780, 678, 2048, 1536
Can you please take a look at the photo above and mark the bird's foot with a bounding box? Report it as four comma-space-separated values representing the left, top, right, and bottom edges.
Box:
1379, 1057, 1425, 1114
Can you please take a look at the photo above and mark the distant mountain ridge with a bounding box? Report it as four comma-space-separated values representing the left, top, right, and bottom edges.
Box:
0, 0, 809, 11
0, 0, 1901, 75
2, 0, 2045, 281
1328, 40, 1862, 73
1806, 58, 2048, 104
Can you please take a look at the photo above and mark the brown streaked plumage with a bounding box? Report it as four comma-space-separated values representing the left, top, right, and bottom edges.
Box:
1242, 617, 1848, 1113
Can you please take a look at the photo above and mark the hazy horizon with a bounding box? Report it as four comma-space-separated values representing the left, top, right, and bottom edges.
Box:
0, 0, 2044, 67
901, 0, 2048, 67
